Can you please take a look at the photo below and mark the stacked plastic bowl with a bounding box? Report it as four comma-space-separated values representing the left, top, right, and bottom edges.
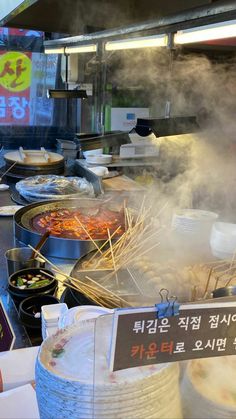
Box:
210, 222, 236, 259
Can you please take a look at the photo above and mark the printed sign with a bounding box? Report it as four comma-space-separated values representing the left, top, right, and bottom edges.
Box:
111, 108, 149, 131
0, 51, 31, 124
0, 299, 15, 352
110, 302, 236, 371
0, 51, 31, 92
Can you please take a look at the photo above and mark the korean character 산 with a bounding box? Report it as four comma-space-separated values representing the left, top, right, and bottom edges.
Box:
158, 318, 170, 333
178, 317, 189, 331
146, 319, 158, 334
133, 320, 145, 334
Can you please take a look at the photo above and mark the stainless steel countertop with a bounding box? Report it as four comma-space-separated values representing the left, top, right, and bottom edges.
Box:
0, 186, 32, 348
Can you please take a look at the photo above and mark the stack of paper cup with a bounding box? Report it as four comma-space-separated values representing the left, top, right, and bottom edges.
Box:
41, 303, 68, 339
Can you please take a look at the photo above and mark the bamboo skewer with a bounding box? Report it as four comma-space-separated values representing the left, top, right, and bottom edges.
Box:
123, 199, 127, 232
113, 227, 163, 267
107, 228, 119, 288
191, 285, 198, 302
214, 277, 220, 290
0, 160, 18, 179
230, 249, 236, 269
83, 225, 122, 268
224, 276, 235, 288
98, 227, 162, 282
99, 216, 154, 265
203, 267, 213, 298
122, 241, 160, 267
32, 243, 131, 308
74, 216, 102, 254
40, 267, 127, 309
85, 276, 130, 306
28, 245, 59, 272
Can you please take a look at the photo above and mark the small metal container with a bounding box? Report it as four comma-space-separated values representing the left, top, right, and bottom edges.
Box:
212, 286, 236, 298
5, 247, 45, 276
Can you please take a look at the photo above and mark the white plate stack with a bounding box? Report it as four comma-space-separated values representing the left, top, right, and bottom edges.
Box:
85, 154, 112, 165
58, 305, 113, 329
172, 209, 218, 237
181, 357, 236, 419
210, 222, 236, 259
36, 321, 182, 419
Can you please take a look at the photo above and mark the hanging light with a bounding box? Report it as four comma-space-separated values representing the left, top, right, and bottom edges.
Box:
174, 19, 236, 45
44, 47, 65, 54
65, 44, 97, 54
105, 34, 168, 51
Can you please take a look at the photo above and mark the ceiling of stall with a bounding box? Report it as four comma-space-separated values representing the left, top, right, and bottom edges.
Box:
0, 0, 213, 35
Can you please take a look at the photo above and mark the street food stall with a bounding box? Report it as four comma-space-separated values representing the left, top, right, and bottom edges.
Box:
1, 1, 236, 418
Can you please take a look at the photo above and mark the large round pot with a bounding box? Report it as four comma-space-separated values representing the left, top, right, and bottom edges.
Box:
7, 268, 57, 307
14, 198, 125, 259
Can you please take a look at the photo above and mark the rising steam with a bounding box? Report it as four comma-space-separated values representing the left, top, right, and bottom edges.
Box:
107, 47, 236, 222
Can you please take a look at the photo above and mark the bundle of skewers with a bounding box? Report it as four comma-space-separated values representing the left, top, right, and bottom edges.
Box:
28, 245, 131, 309
75, 199, 165, 286
28, 199, 165, 309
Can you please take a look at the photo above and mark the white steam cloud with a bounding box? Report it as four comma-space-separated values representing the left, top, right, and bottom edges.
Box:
107, 48, 236, 222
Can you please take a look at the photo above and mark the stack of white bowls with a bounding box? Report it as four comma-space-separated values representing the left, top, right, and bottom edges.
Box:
36, 320, 182, 419
172, 209, 218, 237
181, 357, 236, 419
210, 222, 236, 259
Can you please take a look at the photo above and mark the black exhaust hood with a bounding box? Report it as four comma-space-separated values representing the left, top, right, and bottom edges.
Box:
1, 0, 233, 36
0, 0, 137, 35
133, 116, 199, 137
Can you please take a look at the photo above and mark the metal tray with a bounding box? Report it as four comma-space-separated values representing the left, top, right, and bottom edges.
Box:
70, 251, 142, 298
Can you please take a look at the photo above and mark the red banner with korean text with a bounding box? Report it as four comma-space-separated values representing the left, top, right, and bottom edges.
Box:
0, 51, 32, 125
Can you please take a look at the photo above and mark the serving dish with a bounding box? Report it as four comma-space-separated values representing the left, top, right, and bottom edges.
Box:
8, 268, 57, 306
